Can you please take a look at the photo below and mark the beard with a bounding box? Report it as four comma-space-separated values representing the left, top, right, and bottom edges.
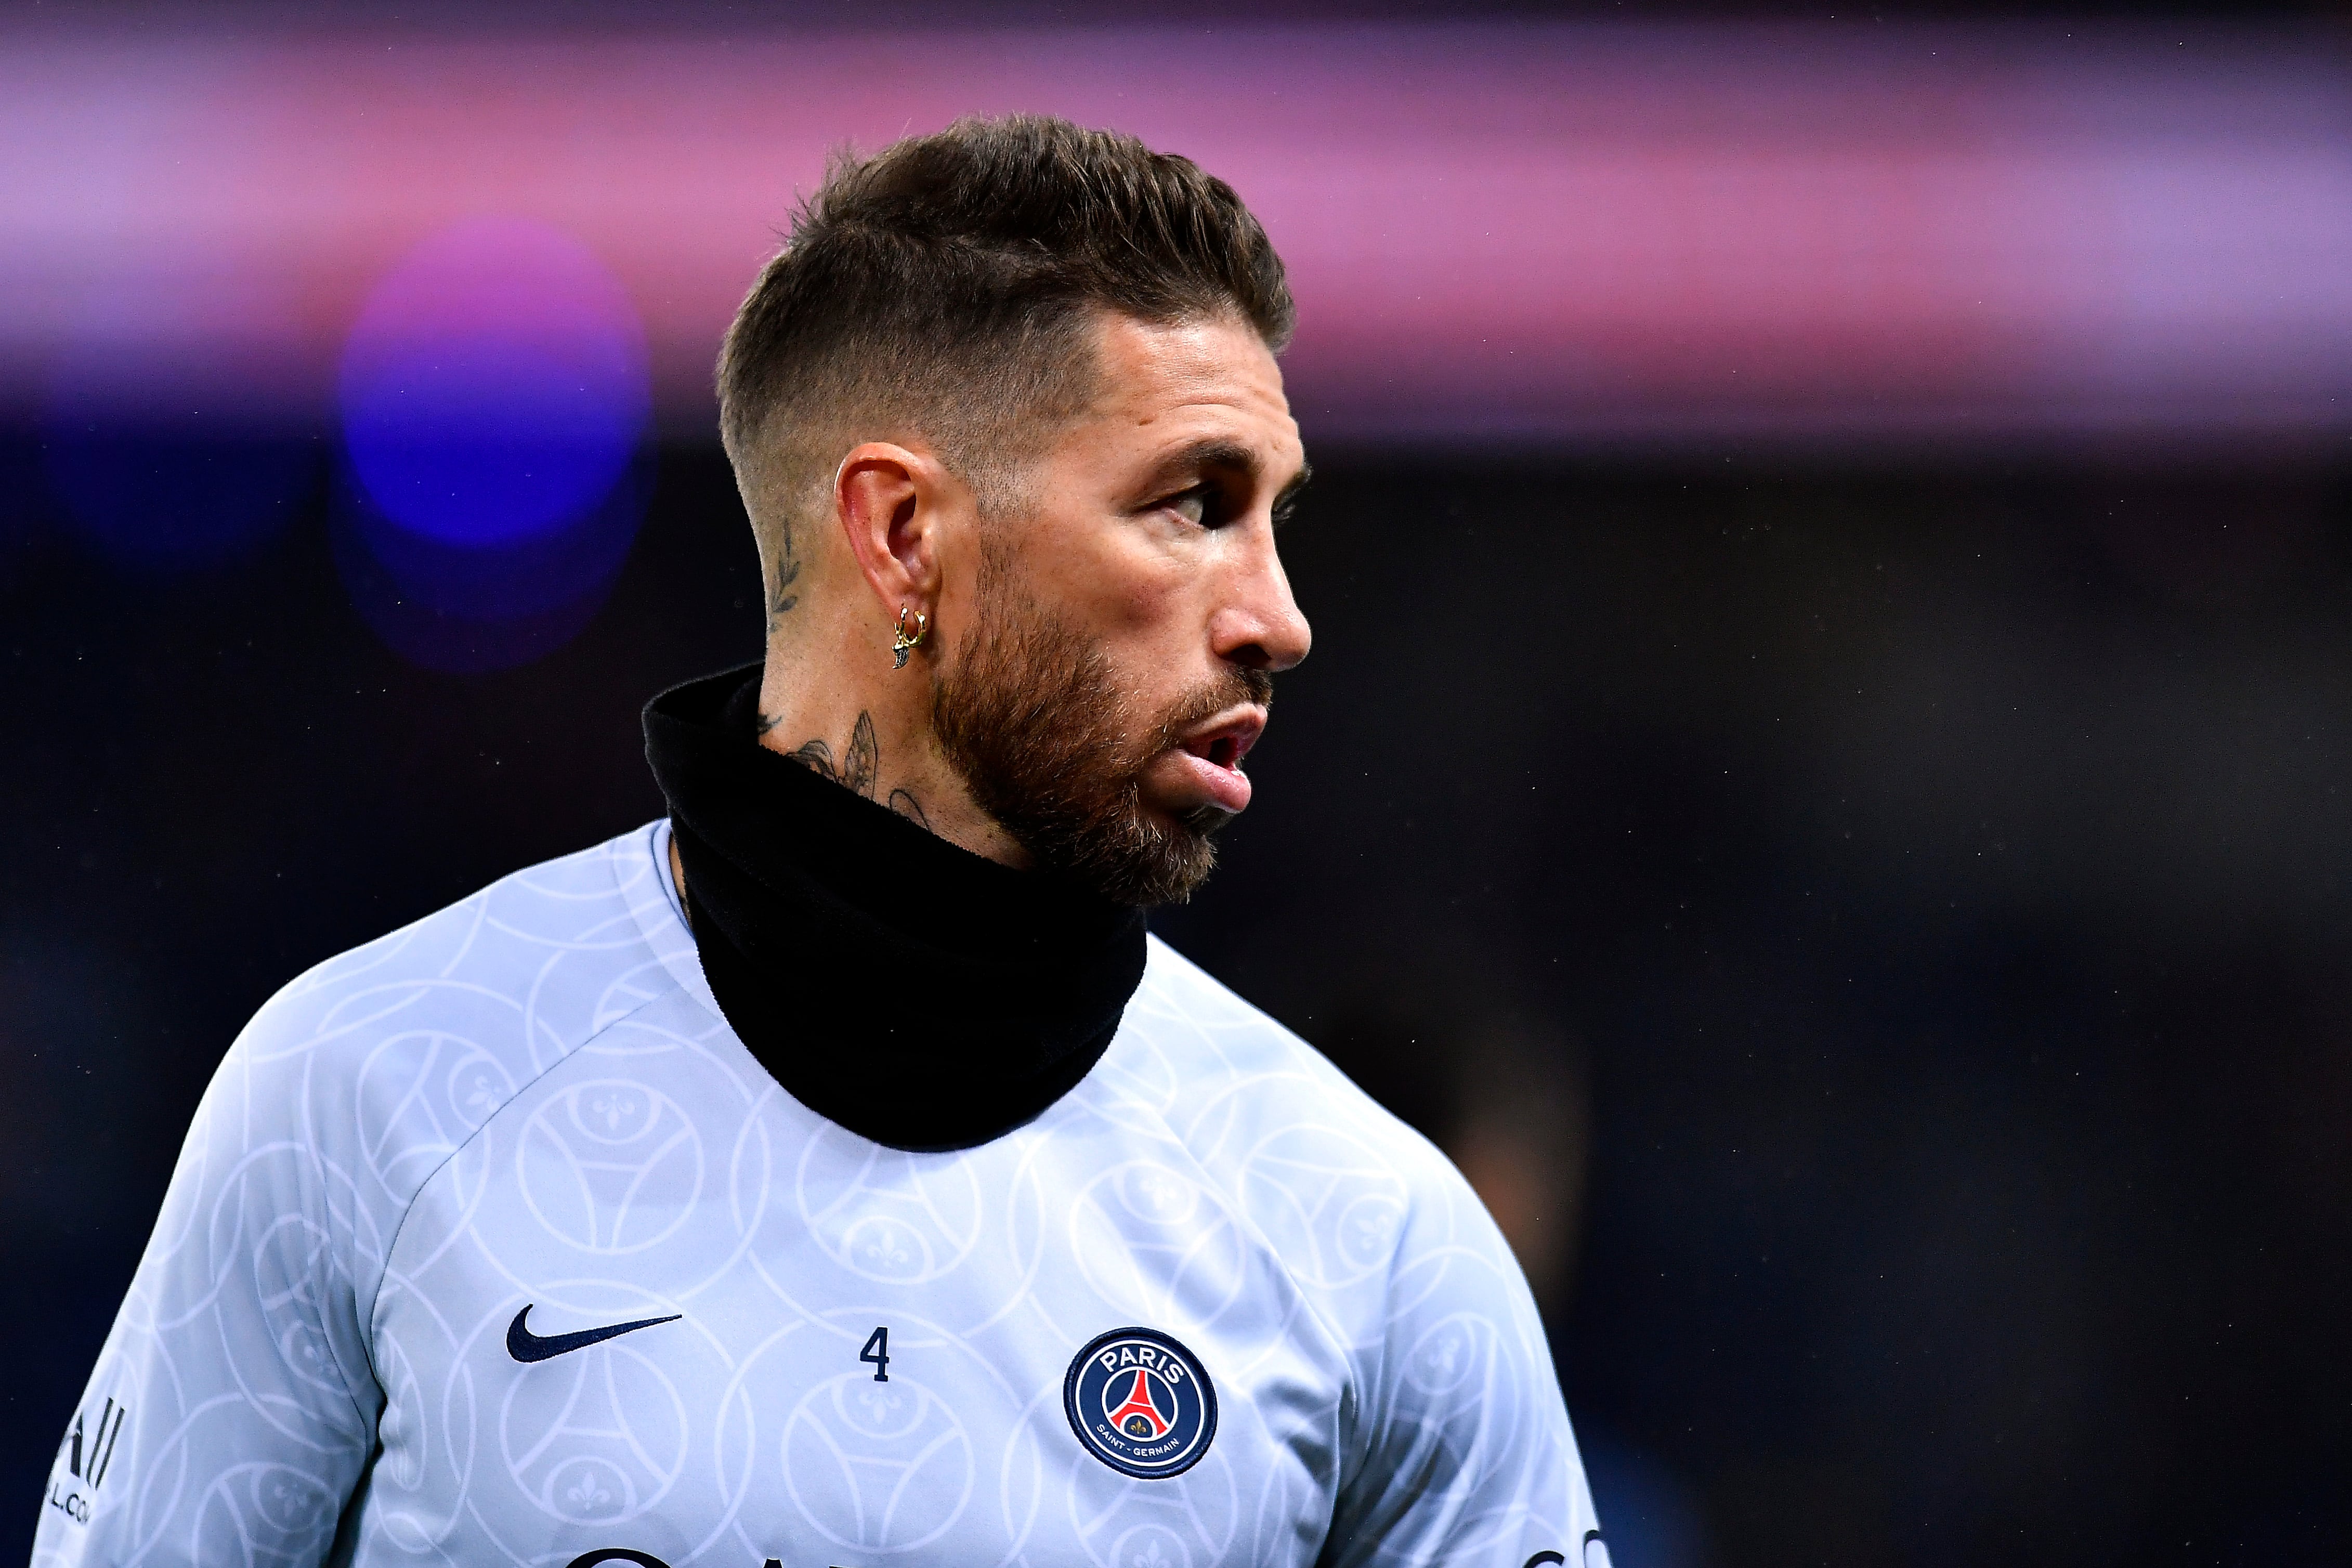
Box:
931, 551, 1273, 908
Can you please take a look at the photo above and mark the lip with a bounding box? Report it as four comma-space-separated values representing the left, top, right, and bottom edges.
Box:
1161, 705, 1266, 816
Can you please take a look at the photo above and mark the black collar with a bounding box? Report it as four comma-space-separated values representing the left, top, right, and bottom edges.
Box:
642, 664, 1147, 1151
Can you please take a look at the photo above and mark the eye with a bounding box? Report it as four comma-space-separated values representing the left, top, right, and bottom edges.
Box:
1162, 487, 1212, 527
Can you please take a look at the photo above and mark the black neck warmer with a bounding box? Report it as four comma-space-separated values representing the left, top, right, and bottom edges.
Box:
642, 664, 1147, 1152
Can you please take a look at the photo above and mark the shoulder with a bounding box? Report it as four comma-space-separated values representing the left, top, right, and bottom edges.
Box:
1112, 935, 1452, 1174
1104, 938, 1507, 1318
214, 821, 689, 1211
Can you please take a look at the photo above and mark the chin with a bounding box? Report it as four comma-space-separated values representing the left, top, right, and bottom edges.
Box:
1178, 803, 1239, 839
1140, 793, 1238, 840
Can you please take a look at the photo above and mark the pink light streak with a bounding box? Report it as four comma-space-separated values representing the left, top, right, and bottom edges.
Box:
4, 23, 2349, 445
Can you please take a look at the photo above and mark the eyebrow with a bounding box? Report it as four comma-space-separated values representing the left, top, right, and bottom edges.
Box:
1139, 437, 1312, 514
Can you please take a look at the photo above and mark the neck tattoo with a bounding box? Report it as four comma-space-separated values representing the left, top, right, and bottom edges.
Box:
761, 708, 930, 829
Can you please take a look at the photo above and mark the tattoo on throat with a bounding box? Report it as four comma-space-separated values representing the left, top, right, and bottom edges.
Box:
782, 710, 931, 827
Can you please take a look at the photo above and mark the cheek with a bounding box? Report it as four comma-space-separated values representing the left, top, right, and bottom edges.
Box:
1109, 570, 1188, 633
1025, 514, 1214, 667
1082, 569, 1211, 715
1074, 537, 1194, 636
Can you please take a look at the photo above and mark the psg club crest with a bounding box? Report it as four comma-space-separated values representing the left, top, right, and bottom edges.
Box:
1063, 1327, 1218, 1479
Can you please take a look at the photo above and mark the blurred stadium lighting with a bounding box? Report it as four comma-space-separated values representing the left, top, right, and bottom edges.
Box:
329, 218, 650, 670
3, 21, 2349, 451
338, 219, 648, 547
328, 452, 648, 673
35, 267, 318, 572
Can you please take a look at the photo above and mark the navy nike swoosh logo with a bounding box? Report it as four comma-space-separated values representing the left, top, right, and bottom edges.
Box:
506, 1304, 681, 1364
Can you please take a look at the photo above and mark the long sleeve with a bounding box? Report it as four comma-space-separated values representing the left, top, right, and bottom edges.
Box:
35, 1000, 383, 1567
1318, 1172, 1604, 1568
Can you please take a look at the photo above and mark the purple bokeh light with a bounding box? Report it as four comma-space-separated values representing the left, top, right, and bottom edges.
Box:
333, 219, 650, 668
35, 267, 320, 572
338, 219, 648, 546
8, 26, 2351, 450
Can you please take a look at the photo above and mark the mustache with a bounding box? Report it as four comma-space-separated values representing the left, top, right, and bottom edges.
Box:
1148, 665, 1276, 752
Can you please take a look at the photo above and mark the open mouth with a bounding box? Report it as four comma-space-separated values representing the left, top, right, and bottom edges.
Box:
1177, 711, 1263, 774
1164, 708, 1266, 816
1187, 730, 1252, 770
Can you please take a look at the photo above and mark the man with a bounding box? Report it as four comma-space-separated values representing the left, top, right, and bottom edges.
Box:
38, 117, 1604, 1568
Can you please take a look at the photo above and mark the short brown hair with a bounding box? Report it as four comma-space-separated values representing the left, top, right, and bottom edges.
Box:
717, 115, 1293, 564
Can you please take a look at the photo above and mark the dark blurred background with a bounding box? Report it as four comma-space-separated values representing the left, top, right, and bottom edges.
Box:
6, 4, 2351, 1566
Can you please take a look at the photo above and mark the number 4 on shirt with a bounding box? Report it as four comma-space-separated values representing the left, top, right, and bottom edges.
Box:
860, 1326, 890, 1382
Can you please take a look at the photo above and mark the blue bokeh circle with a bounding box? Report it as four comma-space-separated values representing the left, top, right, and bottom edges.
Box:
337, 218, 649, 547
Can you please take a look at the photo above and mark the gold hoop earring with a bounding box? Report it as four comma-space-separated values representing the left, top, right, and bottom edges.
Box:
891, 606, 930, 670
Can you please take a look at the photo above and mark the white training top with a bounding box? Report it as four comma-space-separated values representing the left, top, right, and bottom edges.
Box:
37, 820, 1605, 1568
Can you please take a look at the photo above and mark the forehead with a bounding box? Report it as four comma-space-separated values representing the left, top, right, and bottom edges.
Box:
1062, 312, 1303, 478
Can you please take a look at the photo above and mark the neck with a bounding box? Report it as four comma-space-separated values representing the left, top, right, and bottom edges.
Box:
751, 637, 1030, 869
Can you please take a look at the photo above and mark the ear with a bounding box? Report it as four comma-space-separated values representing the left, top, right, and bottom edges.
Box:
832, 441, 955, 620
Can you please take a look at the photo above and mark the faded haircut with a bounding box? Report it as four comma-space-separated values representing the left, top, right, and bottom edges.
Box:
716, 114, 1294, 582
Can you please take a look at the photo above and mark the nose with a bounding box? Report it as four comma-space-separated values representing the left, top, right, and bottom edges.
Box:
1211, 534, 1312, 674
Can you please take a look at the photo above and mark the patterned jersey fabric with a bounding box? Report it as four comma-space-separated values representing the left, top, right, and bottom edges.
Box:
36, 821, 1603, 1568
